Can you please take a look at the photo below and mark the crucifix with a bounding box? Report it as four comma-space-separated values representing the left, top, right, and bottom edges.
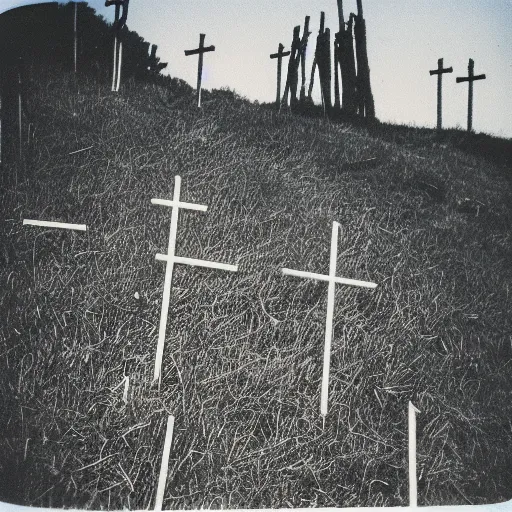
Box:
185, 34, 216, 108
456, 58, 486, 132
429, 58, 452, 131
151, 176, 238, 385
270, 43, 290, 111
282, 221, 377, 421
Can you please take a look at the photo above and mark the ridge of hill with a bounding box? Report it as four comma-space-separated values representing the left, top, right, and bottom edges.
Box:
0, 70, 511, 509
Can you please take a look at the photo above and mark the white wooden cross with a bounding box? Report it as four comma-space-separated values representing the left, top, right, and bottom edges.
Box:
282, 221, 377, 420
152, 175, 238, 384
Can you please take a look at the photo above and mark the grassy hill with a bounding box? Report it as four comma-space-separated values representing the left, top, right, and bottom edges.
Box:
0, 70, 511, 510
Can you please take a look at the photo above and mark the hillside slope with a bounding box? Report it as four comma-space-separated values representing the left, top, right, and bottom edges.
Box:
1, 72, 512, 509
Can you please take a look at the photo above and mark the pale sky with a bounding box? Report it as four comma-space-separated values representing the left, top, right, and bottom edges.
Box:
2, 0, 512, 138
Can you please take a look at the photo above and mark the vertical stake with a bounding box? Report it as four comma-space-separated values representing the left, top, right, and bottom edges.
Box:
116, 42, 123, 92
197, 34, 205, 107
154, 415, 175, 512
18, 57, 22, 160
320, 222, 338, 418
409, 401, 420, 507
74, 2, 78, 74
111, 36, 118, 92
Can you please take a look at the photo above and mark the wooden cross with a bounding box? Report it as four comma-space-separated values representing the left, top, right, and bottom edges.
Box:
429, 58, 452, 131
456, 58, 486, 132
151, 176, 238, 384
185, 34, 215, 108
282, 221, 377, 420
105, 0, 129, 91
270, 43, 290, 111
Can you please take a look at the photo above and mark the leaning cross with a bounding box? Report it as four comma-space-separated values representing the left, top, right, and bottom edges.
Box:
185, 34, 215, 108
456, 58, 486, 132
429, 58, 452, 131
282, 221, 377, 421
151, 176, 238, 385
270, 43, 290, 111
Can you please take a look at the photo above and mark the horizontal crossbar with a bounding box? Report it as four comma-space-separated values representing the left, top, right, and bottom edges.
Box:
156, 254, 238, 272
429, 67, 452, 75
456, 74, 486, 83
282, 268, 377, 289
185, 45, 215, 56
151, 198, 207, 212
270, 51, 291, 59
23, 219, 87, 231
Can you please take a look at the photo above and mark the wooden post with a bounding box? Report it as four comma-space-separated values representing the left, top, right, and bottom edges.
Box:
456, 58, 486, 132
74, 2, 78, 73
299, 16, 311, 102
429, 58, 453, 131
185, 34, 216, 108
270, 43, 290, 111
282, 26, 301, 108
308, 12, 325, 102
354, 0, 375, 118
17, 57, 23, 160
336, 0, 357, 115
315, 13, 332, 114
333, 38, 340, 110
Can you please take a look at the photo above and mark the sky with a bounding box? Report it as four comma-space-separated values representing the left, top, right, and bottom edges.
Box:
1, 0, 512, 138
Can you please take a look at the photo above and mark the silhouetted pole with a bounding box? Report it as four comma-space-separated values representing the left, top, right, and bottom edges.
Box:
185, 34, 216, 108
299, 16, 311, 102
307, 12, 325, 102
106, 0, 129, 92
353, 0, 375, 118
336, 0, 356, 114
456, 58, 486, 132
333, 37, 340, 110
282, 25, 301, 108
429, 58, 452, 130
74, 2, 78, 73
270, 43, 290, 111
18, 57, 23, 160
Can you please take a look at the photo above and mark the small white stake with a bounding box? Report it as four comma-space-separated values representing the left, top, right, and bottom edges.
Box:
151, 198, 207, 212
115, 41, 123, 92
122, 376, 129, 403
154, 415, 175, 512
23, 219, 87, 231
282, 221, 377, 419
409, 401, 421, 507
111, 36, 118, 92
156, 254, 238, 273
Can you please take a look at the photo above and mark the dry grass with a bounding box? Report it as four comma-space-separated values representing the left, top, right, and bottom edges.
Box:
0, 71, 511, 509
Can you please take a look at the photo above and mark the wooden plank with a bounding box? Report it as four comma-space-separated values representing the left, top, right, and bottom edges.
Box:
184, 45, 215, 56
23, 219, 87, 231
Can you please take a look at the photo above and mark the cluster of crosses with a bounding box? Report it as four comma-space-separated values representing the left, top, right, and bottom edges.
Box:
23, 175, 431, 508
430, 57, 487, 132
271, 0, 374, 118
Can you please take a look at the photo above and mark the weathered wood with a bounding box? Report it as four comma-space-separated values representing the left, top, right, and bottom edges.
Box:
106, 0, 129, 91
353, 0, 375, 118
299, 16, 311, 102
429, 58, 453, 130
456, 58, 486, 132
185, 34, 216, 107
73, 2, 77, 73
270, 43, 290, 111
336, 1, 357, 114
315, 14, 332, 114
18, 57, 23, 159
333, 39, 340, 110
282, 26, 301, 108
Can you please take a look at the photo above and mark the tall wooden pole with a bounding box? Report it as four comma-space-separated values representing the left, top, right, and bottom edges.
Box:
18, 57, 23, 160
74, 2, 78, 73
197, 33, 205, 107
299, 16, 310, 103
